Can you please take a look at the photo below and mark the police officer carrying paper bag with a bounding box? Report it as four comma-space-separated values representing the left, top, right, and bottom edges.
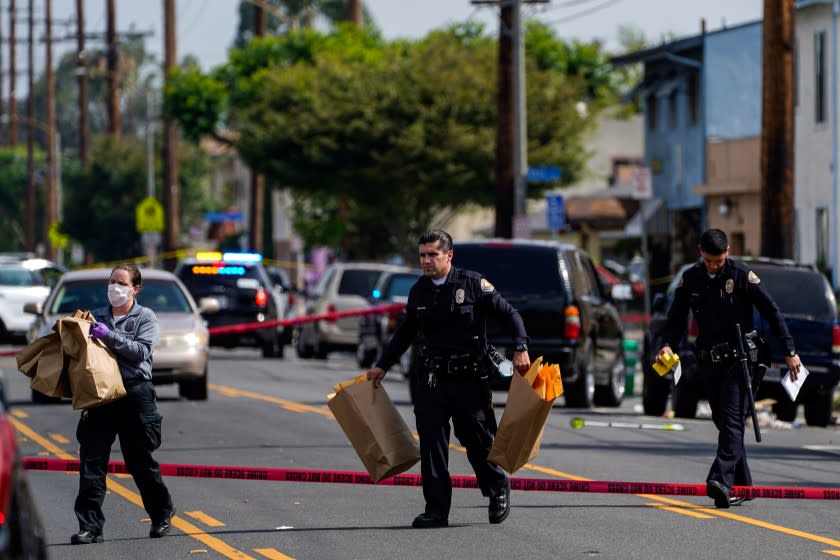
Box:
657, 229, 801, 508
367, 230, 530, 528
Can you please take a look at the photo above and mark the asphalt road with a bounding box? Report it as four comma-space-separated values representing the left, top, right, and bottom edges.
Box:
4, 347, 840, 560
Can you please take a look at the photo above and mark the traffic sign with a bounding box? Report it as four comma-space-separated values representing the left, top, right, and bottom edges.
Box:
48, 222, 68, 249
136, 196, 165, 233
527, 166, 562, 182
546, 193, 565, 231
631, 167, 653, 200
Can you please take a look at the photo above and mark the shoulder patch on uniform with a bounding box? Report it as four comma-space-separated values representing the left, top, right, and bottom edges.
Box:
748, 270, 760, 284
480, 278, 495, 293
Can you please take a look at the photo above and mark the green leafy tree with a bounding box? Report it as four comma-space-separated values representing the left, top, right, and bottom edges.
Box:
166, 24, 612, 259
61, 137, 211, 263
0, 147, 43, 251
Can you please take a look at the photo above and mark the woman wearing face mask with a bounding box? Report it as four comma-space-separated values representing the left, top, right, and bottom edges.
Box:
70, 264, 175, 545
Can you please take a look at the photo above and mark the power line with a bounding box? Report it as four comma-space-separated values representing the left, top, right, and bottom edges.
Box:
542, 0, 623, 25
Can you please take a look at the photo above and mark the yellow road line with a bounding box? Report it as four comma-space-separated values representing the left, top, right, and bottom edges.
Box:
822, 550, 840, 557
11, 410, 28, 418
210, 384, 334, 419
10, 417, 259, 560
647, 502, 713, 519
49, 433, 70, 444
254, 548, 297, 560
185, 510, 226, 527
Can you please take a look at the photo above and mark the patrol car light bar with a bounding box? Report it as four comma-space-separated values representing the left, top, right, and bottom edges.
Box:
191, 265, 246, 276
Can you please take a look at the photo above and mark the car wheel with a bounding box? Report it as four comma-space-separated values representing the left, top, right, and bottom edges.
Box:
31, 389, 61, 405
179, 369, 208, 401
804, 387, 833, 427
642, 363, 670, 417
565, 341, 595, 408
593, 346, 625, 407
772, 397, 797, 422
295, 327, 314, 359
672, 379, 698, 418
313, 331, 328, 360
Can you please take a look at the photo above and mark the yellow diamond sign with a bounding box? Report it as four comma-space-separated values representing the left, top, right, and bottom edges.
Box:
136, 197, 165, 233
48, 222, 68, 249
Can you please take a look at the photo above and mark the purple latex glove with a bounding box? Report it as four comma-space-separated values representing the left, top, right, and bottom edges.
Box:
90, 322, 110, 340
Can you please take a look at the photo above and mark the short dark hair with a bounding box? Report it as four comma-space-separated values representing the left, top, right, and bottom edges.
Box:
111, 263, 142, 287
418, 229, 453, 252
699, 229, 728, 255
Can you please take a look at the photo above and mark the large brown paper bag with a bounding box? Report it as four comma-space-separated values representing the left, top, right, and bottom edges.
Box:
58, 316, 125, 410
328, 375, 420, 482
16, 333, 60, 378
28, 337, 72, 398
488, 357, 557, 474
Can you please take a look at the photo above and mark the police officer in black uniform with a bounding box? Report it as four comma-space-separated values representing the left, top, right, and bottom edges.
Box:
657, 229, 801, 508
367, 230, 530, 528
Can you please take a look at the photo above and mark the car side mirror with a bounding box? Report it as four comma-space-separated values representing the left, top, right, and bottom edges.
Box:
610, 284, 634, 302
652, 293, 667, 313
198, 297, 220, 314
23, 301, 42, 315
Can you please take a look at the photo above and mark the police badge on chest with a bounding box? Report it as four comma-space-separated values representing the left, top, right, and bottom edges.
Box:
455, 288, 465, 304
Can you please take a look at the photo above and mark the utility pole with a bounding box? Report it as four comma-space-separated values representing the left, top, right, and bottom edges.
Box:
248, 2, 266, 254
347, 0, 361, 26
76, 0, 88, 165
106, 0, 120, 140
163, 0, 179, 268
24, 0, 33, 251
494, 2, 514, 238
760, 0, 795, 258
8, 0, 16, 146
44, 0, 56, 260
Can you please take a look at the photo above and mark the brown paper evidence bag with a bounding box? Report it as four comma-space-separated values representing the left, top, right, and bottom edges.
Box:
327, 374, 420, 483
15, 310, 126, 410
487, 357, 563, 474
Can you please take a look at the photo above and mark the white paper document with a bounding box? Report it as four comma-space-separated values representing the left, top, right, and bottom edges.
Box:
673, 362, 682, 385
781, 365, 809, 402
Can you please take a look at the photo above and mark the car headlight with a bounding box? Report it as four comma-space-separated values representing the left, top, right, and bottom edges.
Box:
159, 331, 208, 348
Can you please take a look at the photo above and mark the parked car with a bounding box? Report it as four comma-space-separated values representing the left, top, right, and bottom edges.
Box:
356, 268, 421, 369
442, 240, 627, 407
24, 268, 218, 401
642, 258, 840, 426
0, 372, 48, 558
296, 262, 410, 360
0, 256, 66, 343
265, 264, 298, 345
175, 252, 287, 358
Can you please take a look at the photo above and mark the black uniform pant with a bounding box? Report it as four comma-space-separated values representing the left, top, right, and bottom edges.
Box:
74, 380, 173, 533
701, 360, 753, 491
413, 372, 508, 519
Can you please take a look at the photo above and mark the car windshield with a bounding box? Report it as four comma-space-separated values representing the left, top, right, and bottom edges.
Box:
338, 269, 385, 297
49, 279, 193, 314
453, 244, 563, 295
0, 264, 39, 286
751, 266, 836, 320
383, 273, 419, 299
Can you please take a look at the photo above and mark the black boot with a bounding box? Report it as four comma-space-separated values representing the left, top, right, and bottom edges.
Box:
70, 530, 103, 544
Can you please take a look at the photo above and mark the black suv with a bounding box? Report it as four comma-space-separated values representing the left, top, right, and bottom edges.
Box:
450, 240, 627, 407
642, 258, 840, 426
175, 252, 286, 358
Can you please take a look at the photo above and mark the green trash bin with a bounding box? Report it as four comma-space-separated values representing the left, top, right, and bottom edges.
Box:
622, 339, 639, 396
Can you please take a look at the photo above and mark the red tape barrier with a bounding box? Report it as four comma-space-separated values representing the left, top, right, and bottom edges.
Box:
206, 302, 406, 336
22, 457, 840, 500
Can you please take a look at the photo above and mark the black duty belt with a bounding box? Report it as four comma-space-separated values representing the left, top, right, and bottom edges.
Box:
422, 353, 482, 378
122, 376, 151, 388
696, 342, 737, 364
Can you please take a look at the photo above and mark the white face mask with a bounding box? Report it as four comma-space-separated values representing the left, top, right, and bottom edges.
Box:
107, 283, 133, 307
